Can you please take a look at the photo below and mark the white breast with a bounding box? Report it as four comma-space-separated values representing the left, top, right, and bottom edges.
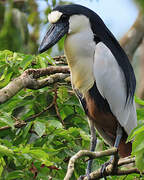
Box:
64, 15, 96, 94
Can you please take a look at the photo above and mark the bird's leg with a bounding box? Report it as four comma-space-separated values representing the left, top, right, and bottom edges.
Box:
100, 123, 122, 180
86, 123, 97, 177
79, 122, 97, 180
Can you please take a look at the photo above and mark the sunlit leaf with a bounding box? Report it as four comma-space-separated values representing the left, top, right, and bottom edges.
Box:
135, 96, 144, 106
5, 170, 24, 180
0, 145, 14, 157
34, 121, 46, 137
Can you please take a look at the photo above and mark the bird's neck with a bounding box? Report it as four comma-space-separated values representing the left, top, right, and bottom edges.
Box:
64, 30, 96, 94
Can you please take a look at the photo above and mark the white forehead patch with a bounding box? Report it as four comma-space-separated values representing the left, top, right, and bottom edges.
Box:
48, 11, 63, 23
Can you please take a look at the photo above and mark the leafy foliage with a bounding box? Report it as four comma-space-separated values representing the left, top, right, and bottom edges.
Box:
128, 97, 144, 173
0, 50, 143, 179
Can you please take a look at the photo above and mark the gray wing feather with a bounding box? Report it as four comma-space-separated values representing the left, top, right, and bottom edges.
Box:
93, 42, 137, 135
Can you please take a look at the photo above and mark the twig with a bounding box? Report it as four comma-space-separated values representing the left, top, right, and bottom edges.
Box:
53, 84, 65, 128
0, 121, 26, 131
26, 100, 55, 122
118, 157, 135, 167
53, 55, 66, 62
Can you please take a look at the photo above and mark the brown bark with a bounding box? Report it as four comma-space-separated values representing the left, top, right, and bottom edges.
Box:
64, 148, 141, 180
0, 66, 69, 104
120, 12, 144, 60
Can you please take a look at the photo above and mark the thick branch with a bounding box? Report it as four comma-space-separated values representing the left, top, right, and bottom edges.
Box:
86, 167, 140, 180
118, 157, 135, 167
0, 66, 70, 104
26, 66, 69, 78
64, 148, 141, 180
120, 12, 144, 60
27, 73, 69, 89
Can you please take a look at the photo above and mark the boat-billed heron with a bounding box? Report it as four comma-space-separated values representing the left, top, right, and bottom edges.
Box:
38, 4, 137, 179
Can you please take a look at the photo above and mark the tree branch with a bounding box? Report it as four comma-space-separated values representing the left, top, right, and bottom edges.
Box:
26, 66, 69, 78
64, 148, 118, 180
86, 167, 141, 180
120, 12, 144, 60
0, 66, 70, 104
64, 147, 142, 180
118, 157, 135, 167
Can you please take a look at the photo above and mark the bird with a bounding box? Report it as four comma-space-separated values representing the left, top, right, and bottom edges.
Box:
38, 4, 137, 179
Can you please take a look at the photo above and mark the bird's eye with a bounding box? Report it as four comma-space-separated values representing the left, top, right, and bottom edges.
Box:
62, 14, 67, 18
61, 14, 69, 21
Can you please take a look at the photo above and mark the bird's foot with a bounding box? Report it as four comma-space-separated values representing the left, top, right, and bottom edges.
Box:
78, 175, 85, 180
78, 173, 91, 180
78, 158, 93, 179
100, 160, 112, 180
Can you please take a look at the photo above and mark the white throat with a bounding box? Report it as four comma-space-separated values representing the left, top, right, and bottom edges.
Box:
64, 15, 96, 94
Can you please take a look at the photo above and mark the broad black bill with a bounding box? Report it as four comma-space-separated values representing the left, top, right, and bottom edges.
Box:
38, 22, 69, 53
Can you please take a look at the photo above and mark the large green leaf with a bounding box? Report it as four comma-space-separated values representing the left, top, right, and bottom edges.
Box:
34, 121, 46, 137
0, 145, 14, 158
5, 170, 24, 180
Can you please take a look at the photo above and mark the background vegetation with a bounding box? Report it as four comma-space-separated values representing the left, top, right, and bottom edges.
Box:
0, 0, 144, 179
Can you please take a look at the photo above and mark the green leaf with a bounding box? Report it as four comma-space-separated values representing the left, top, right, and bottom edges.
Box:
38, 56, 47, 68
5, 170, 24, 180
20, 54, 34, 69
34, 121, 46, 137
136, 108, 144, 120
48, 120, 63, 129
132, 132, 144, 154
0, 144, 14, 157
0, 114, 14, 129
23, 148, 52, 166
127, 124, 144, 142
135, 96, 144, 106
58, 86, 69, 103
22, 122, 33, 139
0, 158, 5, 176
38, 53, 55, 65
0, 69, 13, 88
135, 150, 144, 172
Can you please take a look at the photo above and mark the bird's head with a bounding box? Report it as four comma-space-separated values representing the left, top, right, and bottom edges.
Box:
38, 4, 98, 53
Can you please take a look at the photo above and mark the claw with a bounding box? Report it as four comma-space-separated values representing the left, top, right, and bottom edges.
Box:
86, 173, 91, 180
100, 160, 111, 180
78, 174, 91, 180
78, 175, 85, 180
